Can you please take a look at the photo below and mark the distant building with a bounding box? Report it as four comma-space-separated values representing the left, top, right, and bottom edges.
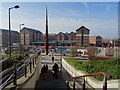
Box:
89, 36, 102, 47
32, 26, 91, 48
0, 29, 20, 47
20, 27, 43, 46
69, 32, 76, 46
76, 26, 90, 47
56, 32, 65, 41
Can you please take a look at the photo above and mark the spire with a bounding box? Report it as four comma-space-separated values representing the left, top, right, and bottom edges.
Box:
45, 6, 49, 55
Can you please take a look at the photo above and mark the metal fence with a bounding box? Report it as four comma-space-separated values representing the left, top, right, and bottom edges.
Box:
0, 51, 41, 90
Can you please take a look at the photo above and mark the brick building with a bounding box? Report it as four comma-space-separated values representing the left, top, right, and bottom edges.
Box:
0, 29, 20, 47
89, 36, 102, 46
20, 27, 43, 46
76, 26, 90, 47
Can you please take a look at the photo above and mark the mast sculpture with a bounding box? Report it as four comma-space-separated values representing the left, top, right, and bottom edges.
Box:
45, 6, 49, 55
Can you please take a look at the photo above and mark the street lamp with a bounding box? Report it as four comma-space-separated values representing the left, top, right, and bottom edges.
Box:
60, 41, 63, 72
19, 24, 24, 51
19, 24, 24, 32
9, 5, 20, 85
9, 5, 20, 57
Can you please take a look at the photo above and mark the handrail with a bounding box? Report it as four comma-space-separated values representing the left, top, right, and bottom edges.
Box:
67, 72, 111, 80
0, 58, 9, 63
0, 74, 13, 90
1, 51, 41, 90
66, 72, 111, 90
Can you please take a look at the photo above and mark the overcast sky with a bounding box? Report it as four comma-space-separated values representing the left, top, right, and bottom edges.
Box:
0, 1, 118, 38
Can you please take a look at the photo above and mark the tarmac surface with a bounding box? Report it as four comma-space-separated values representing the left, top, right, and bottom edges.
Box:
35, 55, 70, 90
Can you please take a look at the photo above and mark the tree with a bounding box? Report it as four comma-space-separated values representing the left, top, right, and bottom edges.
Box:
70, 46, 77, 57
105, 47, 114, 58
87, 46, 98, 59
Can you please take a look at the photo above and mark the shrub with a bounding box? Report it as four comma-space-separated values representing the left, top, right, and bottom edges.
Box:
64, 57, 120, 81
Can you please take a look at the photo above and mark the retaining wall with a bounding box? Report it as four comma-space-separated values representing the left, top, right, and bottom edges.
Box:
62, 58, 119, 89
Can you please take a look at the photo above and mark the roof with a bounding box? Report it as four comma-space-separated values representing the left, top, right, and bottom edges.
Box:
21, 27, 43, 34
76, 26, 90, 31
0, 29, 19, 33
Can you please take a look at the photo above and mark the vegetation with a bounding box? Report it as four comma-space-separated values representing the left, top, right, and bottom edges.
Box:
1, 51, 29, 71
70, 46, 78, 56
87, 46, 98, 57
0, 51, 28, 60
64, 57, 120, 81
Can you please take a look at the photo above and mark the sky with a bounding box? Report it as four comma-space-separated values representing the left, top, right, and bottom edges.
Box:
0, 1, 118, 38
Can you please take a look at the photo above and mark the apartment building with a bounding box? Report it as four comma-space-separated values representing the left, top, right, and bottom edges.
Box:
56, 32, 65, 41
20, 27, 43, 46
76, 26, 90, 47
69, 32, 76, 46
0, 29, 20, 47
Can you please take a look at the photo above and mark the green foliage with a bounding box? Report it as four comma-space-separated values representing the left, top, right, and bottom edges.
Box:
64, 57, 120, 81
11, 51, 26, 60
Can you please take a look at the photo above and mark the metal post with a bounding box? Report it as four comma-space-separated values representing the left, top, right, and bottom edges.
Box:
30, 58, 32, 73
25, 63, 27, 77
103, 76, 107, 90
19, 24, 24, 52
8, 5, 20, 57
66, 80, 70, 90
73, 79, 75, 90
13, 61, 17, 85
60, 42, 62, 72
9, 8, 11, 58
82, 77, 85, 90
33, 58, 34, 68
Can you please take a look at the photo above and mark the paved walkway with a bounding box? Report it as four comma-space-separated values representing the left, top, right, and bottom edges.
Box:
35, 55, 70, 90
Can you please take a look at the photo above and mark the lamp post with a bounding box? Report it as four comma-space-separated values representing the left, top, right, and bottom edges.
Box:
19, 24, 24, 32
19, 24, 24, 51
9, 5, 20, 58
9, 5, 20, 85
60, 41, 63, 72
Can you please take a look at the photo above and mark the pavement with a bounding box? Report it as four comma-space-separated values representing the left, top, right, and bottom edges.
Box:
35, 55, 70, 90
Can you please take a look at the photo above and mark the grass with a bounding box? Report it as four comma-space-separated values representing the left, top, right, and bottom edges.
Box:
64, 57, 120, 81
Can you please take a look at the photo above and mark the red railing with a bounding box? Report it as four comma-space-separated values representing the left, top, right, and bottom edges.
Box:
66, 72, 111, 90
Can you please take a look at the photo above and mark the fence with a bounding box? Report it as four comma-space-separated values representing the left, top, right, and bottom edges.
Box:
0, 51, 41, 90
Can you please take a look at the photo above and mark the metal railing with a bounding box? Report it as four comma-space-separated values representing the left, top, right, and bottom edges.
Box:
66, 72, 111, 90
0, 51, 41, 90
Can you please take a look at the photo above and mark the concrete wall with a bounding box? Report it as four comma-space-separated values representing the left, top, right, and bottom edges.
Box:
22, 55, 42, 88
62, 58, 119, 89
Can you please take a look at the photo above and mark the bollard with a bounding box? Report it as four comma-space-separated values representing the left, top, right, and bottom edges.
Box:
82, 77, 85, 90
13, 61, 17, 85
73, 79, 75, 90
103, 76, 107, 90
25, 63, 27, 77
33, 58, 34, 68
30, 58, 32, 73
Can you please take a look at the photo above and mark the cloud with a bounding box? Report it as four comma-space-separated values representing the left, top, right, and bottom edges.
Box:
83, 2, 90, 13
0, 2, 117, 38
0, 14, 117, 38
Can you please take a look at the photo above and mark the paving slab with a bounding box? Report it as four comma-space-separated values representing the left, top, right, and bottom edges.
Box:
35, 55, 70, 90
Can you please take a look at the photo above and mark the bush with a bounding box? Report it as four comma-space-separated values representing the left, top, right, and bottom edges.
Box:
64, 57, 120, 81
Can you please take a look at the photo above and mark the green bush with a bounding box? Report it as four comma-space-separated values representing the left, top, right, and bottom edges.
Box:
64, 57, 119, 81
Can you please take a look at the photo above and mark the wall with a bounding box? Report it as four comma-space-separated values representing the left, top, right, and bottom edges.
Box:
22, 56, 42, 88
62, 58, 119, 89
